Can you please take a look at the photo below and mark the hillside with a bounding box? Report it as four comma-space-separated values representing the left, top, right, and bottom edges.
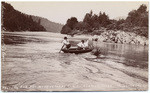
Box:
31, 16, 63, 33
1, 2, 63, 32
1, 2, 46, 31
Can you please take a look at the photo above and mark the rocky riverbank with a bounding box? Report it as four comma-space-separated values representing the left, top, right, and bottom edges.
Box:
72, 29, 148, 46
100, 30, 148, 45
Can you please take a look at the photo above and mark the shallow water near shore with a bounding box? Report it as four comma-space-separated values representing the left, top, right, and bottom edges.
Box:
1, 32, 148, 91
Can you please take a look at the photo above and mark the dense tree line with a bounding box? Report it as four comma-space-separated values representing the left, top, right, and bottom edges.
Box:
2, 2, 46, 31
61, 10, 111, 34
61, 4, 148, 37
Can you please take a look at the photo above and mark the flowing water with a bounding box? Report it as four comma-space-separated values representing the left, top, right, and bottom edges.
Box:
1, 32, 148, 91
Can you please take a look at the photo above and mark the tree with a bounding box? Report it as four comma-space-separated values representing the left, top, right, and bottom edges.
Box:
137, 4, 147, 13
61, 25, 71, 34
91, 14, 100, 29
66, 17, 78, 30
126, 4, 148, 27
83, 11, 93, 26
83, 13, 91, 24
101, 12, 111, 27
124, 4, 148, 37
90, 10, 93, 16
74, 22, 90, 30
38, 19, 41, 24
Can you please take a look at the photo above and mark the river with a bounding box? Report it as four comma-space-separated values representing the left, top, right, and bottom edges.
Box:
1, 32, 148, 91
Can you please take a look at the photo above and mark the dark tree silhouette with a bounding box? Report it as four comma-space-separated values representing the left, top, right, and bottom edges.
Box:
66, 17, 78, 30
61, 17, 78, 34
2, 2, 46, 31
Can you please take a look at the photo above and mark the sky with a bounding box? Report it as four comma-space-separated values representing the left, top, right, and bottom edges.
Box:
7, 1, 149, 24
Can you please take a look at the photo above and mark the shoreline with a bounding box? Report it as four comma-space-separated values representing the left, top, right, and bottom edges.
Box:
2, 31, 148, 46
69, 30, 148, 46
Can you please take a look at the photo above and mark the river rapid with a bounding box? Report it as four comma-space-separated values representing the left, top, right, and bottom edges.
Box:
1, 32, 148, 91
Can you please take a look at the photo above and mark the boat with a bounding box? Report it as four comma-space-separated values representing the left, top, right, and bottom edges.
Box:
61, 48, 93, 54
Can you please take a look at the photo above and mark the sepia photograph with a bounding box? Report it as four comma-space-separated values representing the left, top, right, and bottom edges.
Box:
1, 0, 149, 92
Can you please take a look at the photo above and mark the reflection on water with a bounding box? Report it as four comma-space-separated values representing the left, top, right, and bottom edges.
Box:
2, 33, 48, 45
70, 40, 148, 69
97, 43, 148, 69
2, 32, 148, 91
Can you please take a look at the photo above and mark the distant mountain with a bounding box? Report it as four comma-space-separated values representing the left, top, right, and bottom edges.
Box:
1, 2, 63, 32
31, 16, 63, 33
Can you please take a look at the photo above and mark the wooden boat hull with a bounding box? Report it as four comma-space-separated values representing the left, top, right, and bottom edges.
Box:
62, 48, 93, 54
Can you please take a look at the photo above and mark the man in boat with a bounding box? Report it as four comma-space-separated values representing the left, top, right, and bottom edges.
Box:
77, 40, 86, 50
62, 37, 71, 49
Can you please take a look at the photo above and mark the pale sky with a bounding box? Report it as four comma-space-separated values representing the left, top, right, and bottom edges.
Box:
7, 1, 149, 24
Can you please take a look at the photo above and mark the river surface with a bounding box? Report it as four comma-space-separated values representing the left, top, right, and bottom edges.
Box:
1, 32, 148, 91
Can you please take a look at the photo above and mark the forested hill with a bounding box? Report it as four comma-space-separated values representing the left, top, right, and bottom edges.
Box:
31, 16, 63, 33
61, 4, 148, 38
1, 2, 46, 31
1, 2, 63, 32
